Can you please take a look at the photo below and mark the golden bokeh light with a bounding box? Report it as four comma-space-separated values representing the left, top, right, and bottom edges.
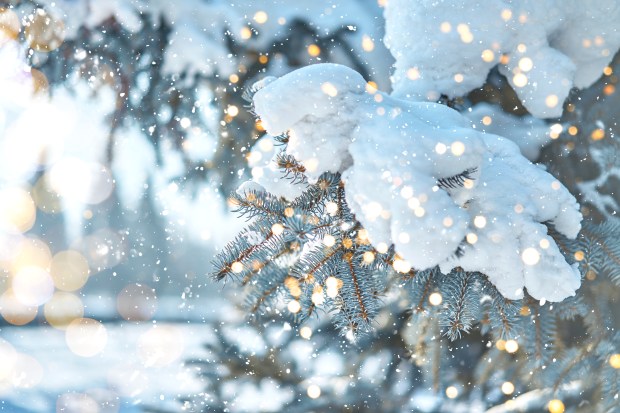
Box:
609, 353, 620, 369
0, 289, 37, 325
65, 318, 108, 357
24, 8, 65, 52
505, 339, 519, 354
0, 187, 36, 234
445, 385, 458, 399
0, 8, 20, 40
50, 250, 90, 292
32, 176, 62, 214
429, 292, 443, 306
300, 326, 312, 339
501, 381, 515, 395
43, 292, 84, 329
521, 247, 540, 266
307, 384, 321, 399
307, 44, 321, 57
547, 399, 565, 413
117, 283, 158, 321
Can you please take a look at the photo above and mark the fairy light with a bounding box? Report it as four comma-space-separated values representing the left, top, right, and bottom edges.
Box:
482, 115, 492, 125
505, 339, 519, 354
287, 300, 301, 313
231, 261, 244, 273
398, 232, 410, 244
496, 339, 506, 351
466, 233, 478, 244
50, 250, 90, 292
521, 248, 540, 266
393, 258, 411, 274
603, 66, 613, 76
539, 238, 550, 249
568, 126, 578, 135
362, 35, 375, 52
307, 44, 321, 57
609, 354, 620, 369
307, 384, 321, 399
443, 216, 454, 227
545, 94, 559, 108
253, 11, 268, 24
501, 9, 513, 21
551, 181, 561, 190
44, 292, 84, 329
300, 326, 312, 339
435, 142, 447, 154
240, 27, 252, 40
474, 216, 487, 228
445, 386, 458, 398
407, 67, 420, 80
440, 22, 451, 33
429, 292, 443, 306
321, 82, 338, 97
285, 277, 301, 297
325, 201, 338, 215
501, 381, 515, 395
376, 243, 388, 254
574, 250, 585, 261
451, 141, 465, 156
591, 128, 605, 141
481, 49, 495, 62
0, 187, 36, 234
311, 287, 324, 306
226, 105, 239, 117
547, 399, 565, 413
454, 73, 464, 83
271, 223, 284, 236
518, 57, 533, 72
513, 73, 528, 87
363, 251, 375, 264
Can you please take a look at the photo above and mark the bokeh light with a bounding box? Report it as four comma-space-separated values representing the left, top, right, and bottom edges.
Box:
117, 283, 158, 321
44, 292, 84, 329
12, 266, 54, 306
50, 250, 90, 292
0, 289, 38, 325
65, 318, 108, 357
137, 325, 185, 367
0, 187, 36, 234
24, 8, 65, 52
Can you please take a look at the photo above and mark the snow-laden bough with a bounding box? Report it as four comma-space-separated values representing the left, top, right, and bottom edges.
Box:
251, 63, 582, 302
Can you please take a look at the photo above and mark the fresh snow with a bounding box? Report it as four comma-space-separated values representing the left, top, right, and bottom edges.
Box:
385, 0, 620, 118
252, 63, 582, 301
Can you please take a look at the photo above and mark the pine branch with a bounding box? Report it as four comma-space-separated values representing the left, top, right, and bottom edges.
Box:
437, 167, 477, 189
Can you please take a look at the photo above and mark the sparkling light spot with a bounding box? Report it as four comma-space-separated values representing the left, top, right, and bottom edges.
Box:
288, 300, 301, 313
398, 232, 410, 244
513, 73, 528, 88
117, 283, 158, 321
300, 326, 312, 339
44, 292, 84, 330
65, 318, 108, 357
518, 57, 533, 72
376, 243, 388, 254
240, 27, 252, 40
539, 239, 550, 249
414, 207, 425, 217
445, 386, 458, 399
591, 128, 605, 141
362, 35, 374, 52
550, 123, 563, 139
514, 204, 524, 214
474, 216, 487, 228
481, 49, 495, 62
545, 94, 559, 108
505, 339, 519, 354
179, 117, 191, 128
400, 186, 414, 199
603, 66, 613, 76
551, 181, 561, 190
496, 340, 506, 351
574, 250, 585, 261
454, 73, 464, 83
321, 82, 338, 97
451, 141, 465, 156
363, 251, 375, 264
603, 84, 615, 96
227, 105, 239, 117
443, 217, 453, 227
466, 233, 478, 244
307, 384, 321, 399
547, 399, 565, 413
482, 116, 492, 125
326, 201, 338, 215
609, 354, 620, 369
307, 44, 321, 57
501, 9, 513, 21
393, 259, 411, 274
463, 179, 474, 189
517, 43, 527, 53
440, 22, 451, 33
435, 142, 447, 154
521, 248, 540, 266
429, 292, 443, 306
231, 261, 244, 273
271, 223, 284, 236
253, 11, 268, 24
0, 289, 37, 325
407, 67, 420, 80
311, 291, 324, 306
501, 381, 515, 395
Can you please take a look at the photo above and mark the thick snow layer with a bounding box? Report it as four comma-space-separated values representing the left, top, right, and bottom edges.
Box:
384, 0, 620, 118
465, 103, 553, 160
252, 63, 581, 301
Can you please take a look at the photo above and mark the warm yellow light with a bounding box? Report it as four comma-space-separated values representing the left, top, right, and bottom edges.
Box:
307, 44, 321, 57
454, 73, 464, 83
574, 250, 585, 261
44, 292, 84, 330
513, 73, 528, 87
521, 248, 540, 266
518, 57, 533, 72
440, 22, 451, 33
547, 399, 565, 413
481, 49, 495, 63
363, 251, 375, 264
407, 67, 420, 80
307, 384, 321, 399
240, 26, 252, 40
253, 11, 268, 24
300, 326, 312, 339
435, 142, 447, 154
321, 82, 338, 97
568, 126, 578, 136
393, 258, 411, 274
271, 223, 284, 236
501, 9, 513, 21
376, 242, 388, 254
482, 115, 492, 125
451, 141, 465, 156
429, 292, 443, 306
591, 128, 605, 141
445, 386, 458, 399
545, 94, 559, 108
609, 353, 620, 369
229, 74, 239, 83
50, 250, 90, 292
325, 201, 338, 215
323, 235, 336, 247
505, 339, 519, 354
501, 381, 515, 395
466, 233, 478, 244
227, 105, 239, 117
496, 340, 506, 351
474, 216, 487, 228
231, 261, 244, 273
603, 66, 613, 76
0, 187, 36, 234
362, 35, 375, 52
287, 300, 301, 313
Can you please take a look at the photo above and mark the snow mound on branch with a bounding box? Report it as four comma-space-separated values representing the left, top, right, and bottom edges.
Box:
384, 0, 620, 118
253, 63, 582, 301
